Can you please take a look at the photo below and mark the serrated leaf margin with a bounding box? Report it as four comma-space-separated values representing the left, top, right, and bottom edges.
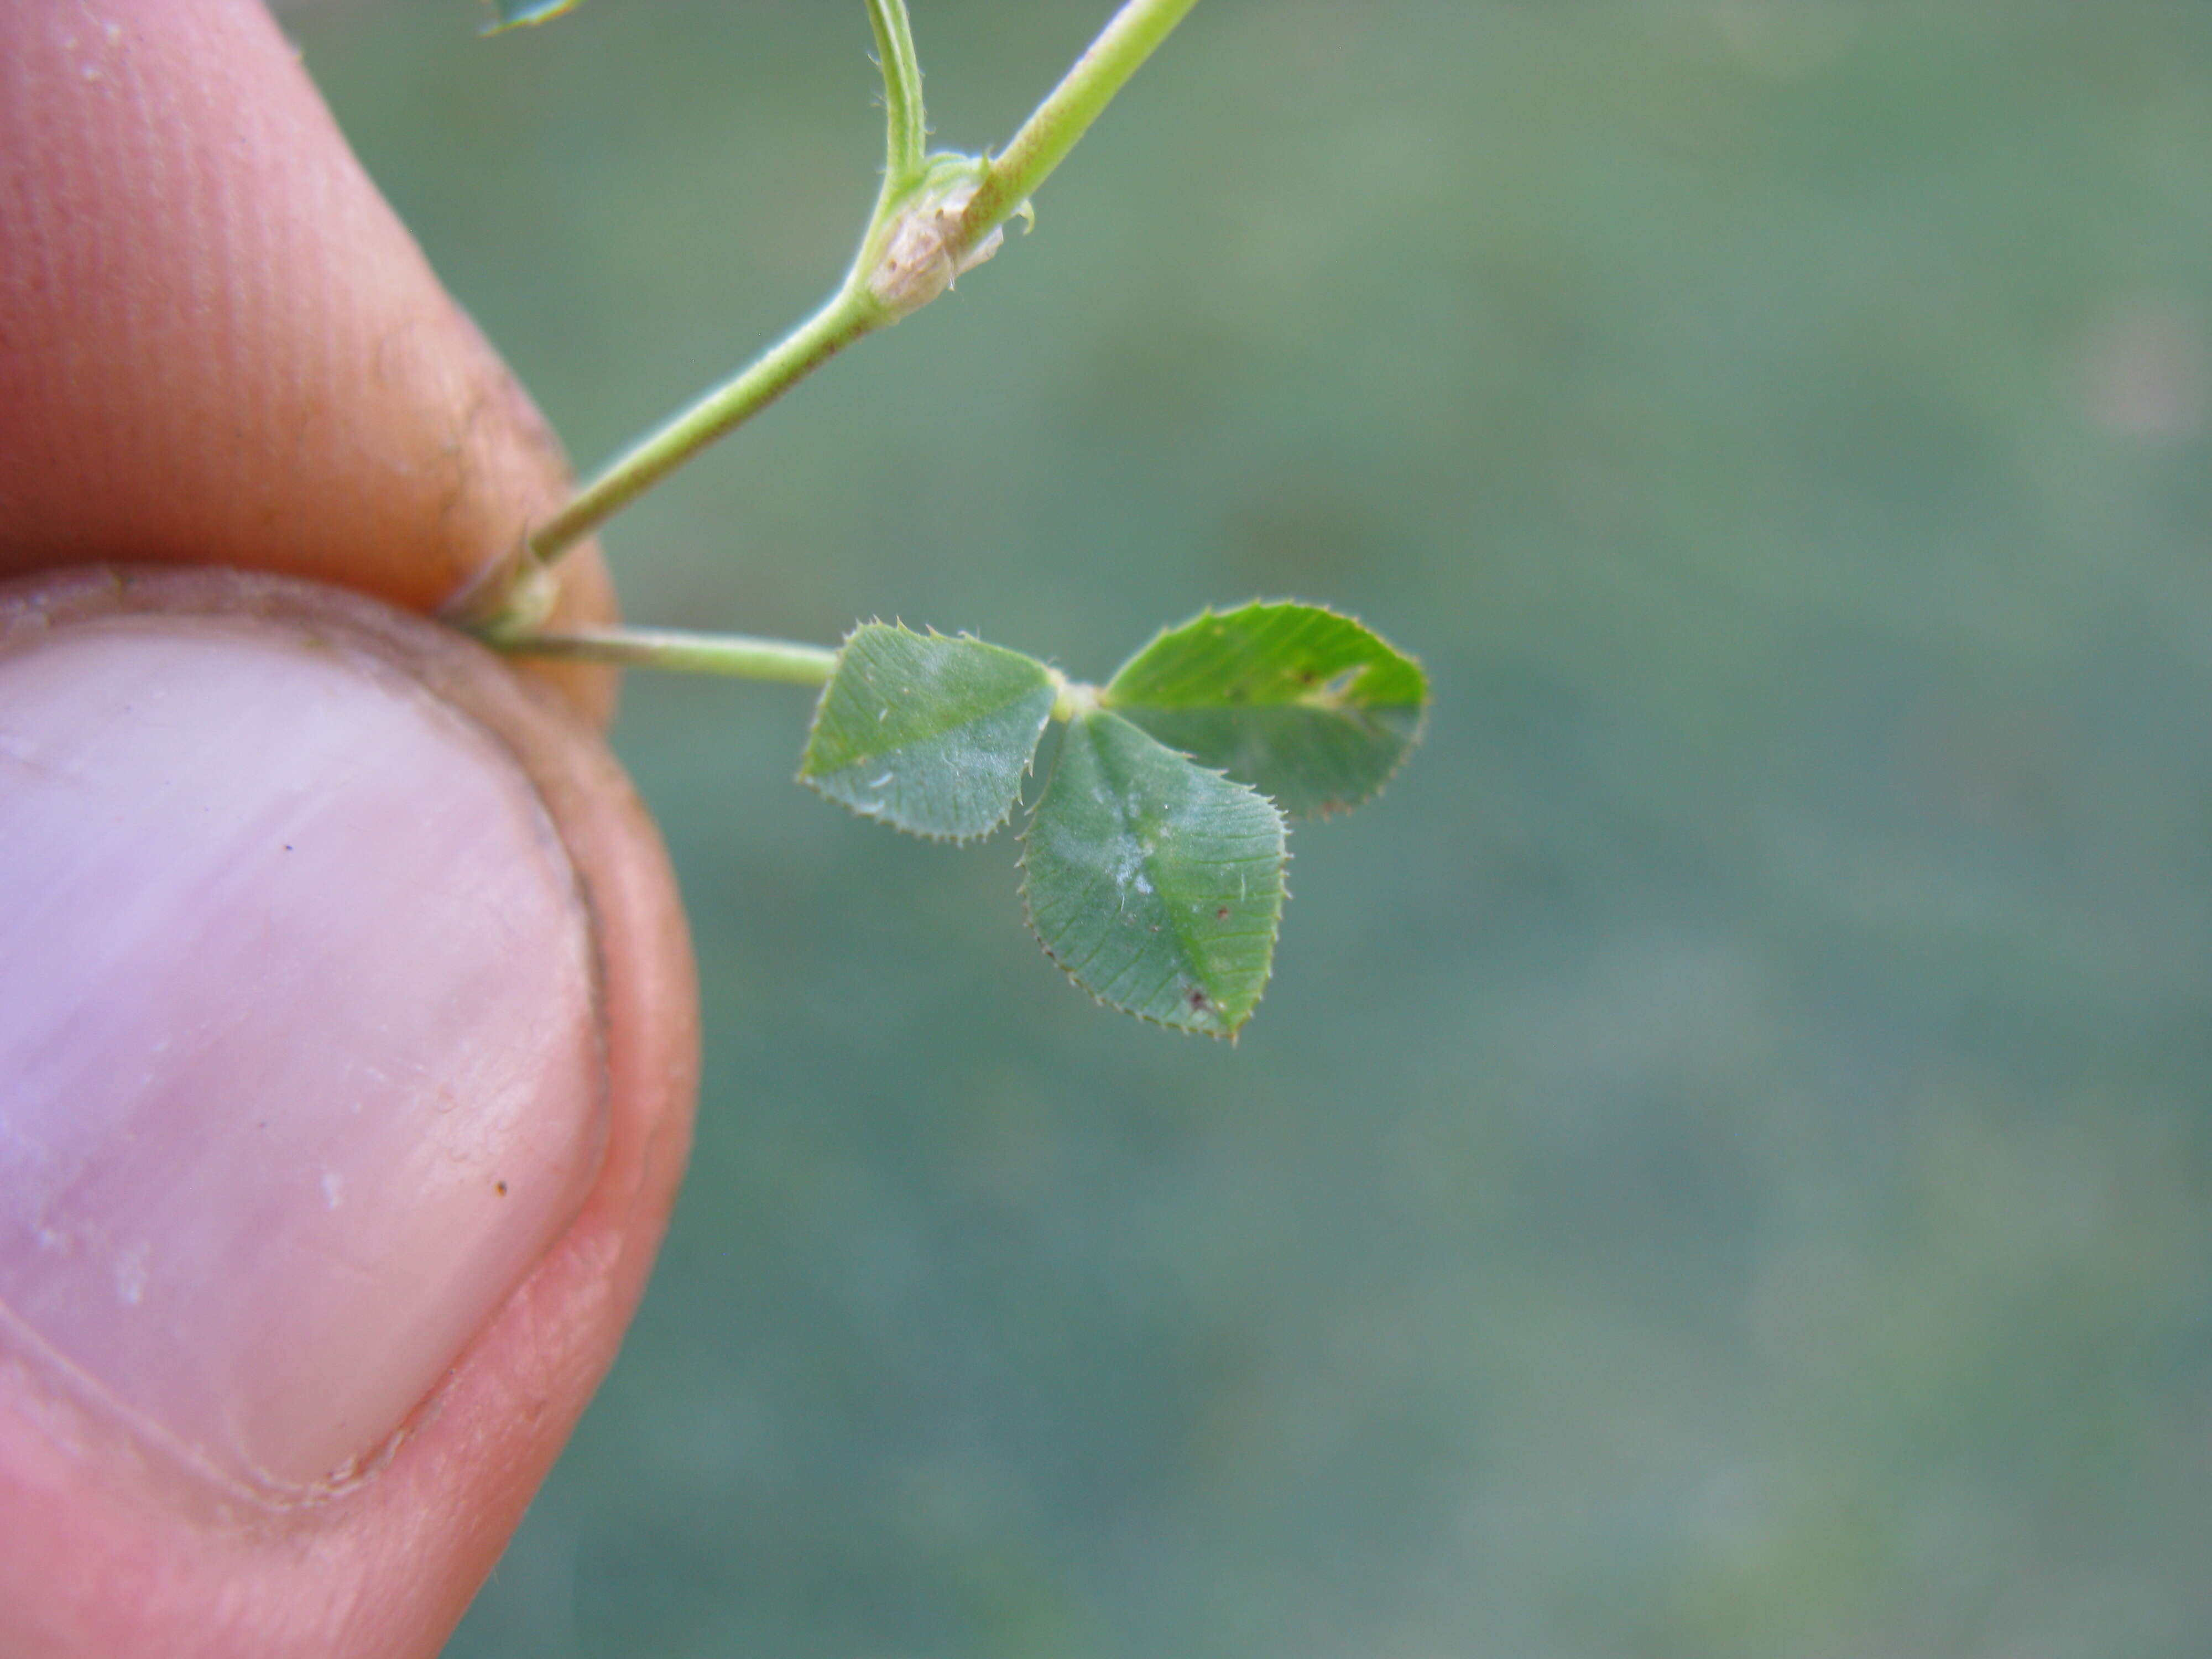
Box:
1015, 712, 1291, 1040
1102, 599, 1430, 818
797, 619, 1056, 846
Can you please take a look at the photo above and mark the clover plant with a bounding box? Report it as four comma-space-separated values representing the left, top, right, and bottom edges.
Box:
476, 0, 1426, 1037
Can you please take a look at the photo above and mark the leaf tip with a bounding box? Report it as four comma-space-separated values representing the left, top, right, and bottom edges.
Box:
480, 0, 582, 35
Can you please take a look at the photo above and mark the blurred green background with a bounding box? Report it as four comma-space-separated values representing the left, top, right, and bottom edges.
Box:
286, 2, 2212, 1653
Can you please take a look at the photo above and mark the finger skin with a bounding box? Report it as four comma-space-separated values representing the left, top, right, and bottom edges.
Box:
0, 568, 701, 1658
0, 0, 707, 1650
0, 0, 618, 719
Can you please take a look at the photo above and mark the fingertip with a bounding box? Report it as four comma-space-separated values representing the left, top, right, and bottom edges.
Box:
0, 0, 615, 715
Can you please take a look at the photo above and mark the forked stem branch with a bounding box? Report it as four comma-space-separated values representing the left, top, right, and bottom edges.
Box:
508, 0, 1203, 589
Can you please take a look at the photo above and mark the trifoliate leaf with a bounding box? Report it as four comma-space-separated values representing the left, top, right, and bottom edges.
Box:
1102, 602, 1428, 817
800, 623, 1056, 842
482, 0, 581, 34
1021, 710, 1287, 1037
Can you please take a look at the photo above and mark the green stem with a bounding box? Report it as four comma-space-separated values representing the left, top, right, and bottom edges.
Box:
525, 2, 936, 570
865, 0, 927, 195
527, 289, 880, 566
959, 0, 1201, 243
520, 0, 1202, 575
502, 623, 838, 685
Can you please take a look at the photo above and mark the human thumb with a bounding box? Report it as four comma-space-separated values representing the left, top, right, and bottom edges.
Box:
0, 567, 697, 1657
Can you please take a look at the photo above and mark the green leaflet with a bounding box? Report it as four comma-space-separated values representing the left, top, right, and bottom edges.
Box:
1021, 711, 1287, 1038
791, 604, 1415, 1035
1103, 602, 1428, 817
482, 0, 580, 33
800, 623, 1056, 842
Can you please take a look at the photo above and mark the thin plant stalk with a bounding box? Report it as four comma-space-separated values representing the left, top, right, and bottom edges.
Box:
519, 0, 1202, 577
507, 624, 840, 684
959, 0, 1200, 242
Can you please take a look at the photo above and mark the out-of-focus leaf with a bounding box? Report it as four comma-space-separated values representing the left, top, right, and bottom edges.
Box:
1103, 602, 1428, 817
481, 0, 581, 35
800, 623, 1055, 842
1021, 710, 1287, 1037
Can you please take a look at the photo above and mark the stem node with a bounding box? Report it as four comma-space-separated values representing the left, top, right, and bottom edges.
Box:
519, 0, 1203, 573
